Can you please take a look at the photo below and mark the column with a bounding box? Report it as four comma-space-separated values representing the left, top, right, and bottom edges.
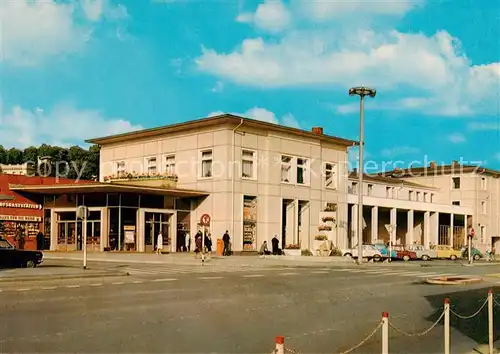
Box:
424, 211, 430, 248
100, 207, 109, 252
294, 199, 299, 246
450, 214, 454, 247
407, 210, 414, 245
351, 204, 358, 247
137, 210, 145, 252
371, 206, 378, 243
431, 212, 439, 246
50, 209, 58, 251
390, 208, 397, 245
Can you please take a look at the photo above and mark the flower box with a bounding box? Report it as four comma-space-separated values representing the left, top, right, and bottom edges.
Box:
321, 216, 336, 223
318, 224, 332, 231
104, 173, 178, 188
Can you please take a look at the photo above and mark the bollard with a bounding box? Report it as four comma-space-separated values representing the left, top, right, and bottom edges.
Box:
444, 298, 450, 354
275, 336, 284, 354
382, 312, 389, 354
488, 290, 494, 354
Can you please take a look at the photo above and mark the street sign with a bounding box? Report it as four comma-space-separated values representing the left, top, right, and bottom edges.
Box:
200, 214, 210, 226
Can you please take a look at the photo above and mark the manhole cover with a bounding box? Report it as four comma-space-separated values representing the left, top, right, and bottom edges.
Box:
426, 276, 483, 285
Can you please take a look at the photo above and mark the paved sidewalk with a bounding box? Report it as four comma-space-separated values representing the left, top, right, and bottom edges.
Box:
0, 265, 125, 283
42, 251, 353, 267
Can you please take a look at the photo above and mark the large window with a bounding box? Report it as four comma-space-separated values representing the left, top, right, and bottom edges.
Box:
296, 158, 308, 185
481, 177, 487, 190
481, 201, 487, 214
200, 150, 213, 178
116, 161, 125, 175
243, 196, 257, 251
452, 177, 460, 189
242, 150, 256, 179
281, 155, 292, 183
325, 163, 337, 189
145, 157, 157, 174
164, 154, 175, 175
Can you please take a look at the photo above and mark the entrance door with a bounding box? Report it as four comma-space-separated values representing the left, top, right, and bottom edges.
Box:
86, 221, 101, 252
144, 212, 171, 252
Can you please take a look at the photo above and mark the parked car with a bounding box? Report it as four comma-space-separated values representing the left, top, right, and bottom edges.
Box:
341, 244, 382, 261
431, 245, 461, 260
461, 247, 483, 260
373, 243, 391, 258
406, 244, 438, 261
0, 238, 43, 268
392, 244, 417, 261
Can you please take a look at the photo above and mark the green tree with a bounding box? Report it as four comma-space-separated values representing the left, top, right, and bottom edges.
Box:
6, 148, 23, 164
23, 146, 39, 163
0, 145, 6, 164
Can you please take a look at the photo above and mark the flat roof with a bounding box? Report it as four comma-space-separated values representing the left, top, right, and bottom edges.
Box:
380, 164, 500, 178
9, 182, 209, 198
86, 114, 358, 147
349, 172, 438, 190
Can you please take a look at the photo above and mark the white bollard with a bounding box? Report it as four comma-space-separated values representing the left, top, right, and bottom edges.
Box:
444, 298, 450, 354
488, 290, 494, 354
275, 336, 284, 354
382, 312, 389, 354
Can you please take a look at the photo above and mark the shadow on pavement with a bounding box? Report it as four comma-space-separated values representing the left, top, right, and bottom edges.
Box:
425, 286, 500, 345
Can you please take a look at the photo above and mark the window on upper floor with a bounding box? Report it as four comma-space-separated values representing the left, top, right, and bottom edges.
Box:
481, 177, 487, 190
452, 201, 460, 206
145, 157, 157, 174
350, 182, 358, 194
200, 150, 213, 178
452, 177, 460, 189
296, 158, 309, 185
416, 191, 421, 201
325, 163, 338, 190
242, 149, 256, 180
481, 200, 487, 214
281, 155, 292, 183
408, 190, 414, 201
386, 186, 393, 198
164, 155, 175, 175
367, 184, 373, 196
116, 161, 125, 176
430, 193, 434, 203
424, 192, 428, 202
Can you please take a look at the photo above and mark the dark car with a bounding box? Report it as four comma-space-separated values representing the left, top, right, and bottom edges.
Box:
392, 245, 417, 261
0, 238, 43, 268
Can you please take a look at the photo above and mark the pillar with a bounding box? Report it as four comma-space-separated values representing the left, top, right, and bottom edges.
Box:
371, 206, 378, 243
137, 210, 145, 252
50, 209, 58, 251
450, 213, 454, 247
431, 212, 439, 246
294, 199, 299, 246
390, 208, 397, 245
351, 204, 358, 247
424, 211, 430, 248
407, 210, 414, 245
100, 207, 109, 252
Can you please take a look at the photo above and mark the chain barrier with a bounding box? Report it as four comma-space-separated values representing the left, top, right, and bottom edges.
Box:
494, 296, 500, 307
389, 311, 445, 337
338, 321, 383, 354
284, 346, 300, 354
450, 298, 489, 319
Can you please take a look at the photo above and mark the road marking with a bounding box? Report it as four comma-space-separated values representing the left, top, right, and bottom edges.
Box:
310, 271, 329, 274
111, 282, 125, 285
152, 278, 178, 282
17, 288, 31, 292
417, 273, 438, 278
41, 286, 58, 290
198, 276, 223, 280
399, 272, 427, 277
280, 272, 298, 276
66, 285, 80, 288
381, 271, 410, 276
242, 274, 265, 278
344, 269, 366, 272
89, 283, 103, 287
132, 280, 144, 284
432, 273, 457, 278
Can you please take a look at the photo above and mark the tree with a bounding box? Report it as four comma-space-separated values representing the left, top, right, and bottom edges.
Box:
0, 145, 6, 164
23, 146, 39, 164
6, 148, 23, 164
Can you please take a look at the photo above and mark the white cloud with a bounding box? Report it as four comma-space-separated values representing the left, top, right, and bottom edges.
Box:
207, 107, 300, 128
236, 0, 291, 33
0, 0, 128, 66
211, 81, 224, 93
447, 133, 466, 144
0, 104, 142, 148
380, 146, 420, 158
197, 8, 499, 117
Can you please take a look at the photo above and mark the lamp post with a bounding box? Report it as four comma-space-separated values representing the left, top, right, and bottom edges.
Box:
349, 86, 376, 265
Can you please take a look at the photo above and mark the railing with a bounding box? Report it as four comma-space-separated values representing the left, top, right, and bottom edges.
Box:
271, 290, 498, 354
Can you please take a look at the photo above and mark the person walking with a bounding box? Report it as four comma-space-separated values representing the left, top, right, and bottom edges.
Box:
156, 231, 163, 255
205, 233, 213, 256
194, 231, 203, 259
36, 230, 44, 251
16, 226, 25, 250
222, 230, 230, 256
184, 231, 191, 252
271, 235, 279, 255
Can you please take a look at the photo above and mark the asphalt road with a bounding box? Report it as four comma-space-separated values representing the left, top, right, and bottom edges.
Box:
1, 261, 500, 353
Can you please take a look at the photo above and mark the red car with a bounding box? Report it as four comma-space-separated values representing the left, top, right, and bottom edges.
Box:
392, 245, 417, 261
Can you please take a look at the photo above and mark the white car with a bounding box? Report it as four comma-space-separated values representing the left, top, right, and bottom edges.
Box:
406, 244, 438, 261
341, 244, 382, 261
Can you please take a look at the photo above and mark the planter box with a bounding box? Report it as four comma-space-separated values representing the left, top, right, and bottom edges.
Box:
284, 249, 301, 256
314, 240, 332, 256
108, 178, 177, 189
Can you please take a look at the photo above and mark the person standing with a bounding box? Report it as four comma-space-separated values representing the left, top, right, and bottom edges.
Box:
222, 230, 230, 256
16, 226, 25, 250
194, 231, 202, 259
184, 231, 191, 252
36, 230, 44, 251
156, 231, 163, 255
205, 233, 212, 255
271, 235, 279, 255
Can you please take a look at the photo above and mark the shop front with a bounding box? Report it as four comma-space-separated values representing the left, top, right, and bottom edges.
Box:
10, 182, 208, 253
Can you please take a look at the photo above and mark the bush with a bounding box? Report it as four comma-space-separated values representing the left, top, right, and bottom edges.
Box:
330, 247, 342, 256
301, 249, 313, 256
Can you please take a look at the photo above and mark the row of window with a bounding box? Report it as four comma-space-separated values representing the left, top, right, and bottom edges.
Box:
349, 182, 435, 203
452, 176, 488, 190
114, 150, 339, 188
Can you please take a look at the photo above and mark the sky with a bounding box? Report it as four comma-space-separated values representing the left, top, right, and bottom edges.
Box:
1, 0, 499, 171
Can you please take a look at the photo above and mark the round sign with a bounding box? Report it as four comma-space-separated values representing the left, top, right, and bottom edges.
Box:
200, 214, 210, 226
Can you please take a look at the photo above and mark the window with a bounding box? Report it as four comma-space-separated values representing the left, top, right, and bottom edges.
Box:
145, 157, 157, 174
481, 177, 487, 190
408, 190, 414, 201
481, 200, 487, 214
164, 155, 175, 175
452, 177, 460, 189
350, 182, 358, 194
368, 184, 373, 196
452, 201, 460, 206
424, 192, 428, 202
200, 150, 213, 178
325, 163, 337, 189
416, 192, 421, 201
430, 193, 434, 203
480, 226, 486, 243
296, 158, 308, 185
281, 155, 292, 183
116, 161, 125, 175
242, 150, 256, 179
386, 187, 393, 198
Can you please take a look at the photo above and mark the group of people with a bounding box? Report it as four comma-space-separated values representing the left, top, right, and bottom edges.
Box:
259, 235, 282, 256
157, 229, 232, 257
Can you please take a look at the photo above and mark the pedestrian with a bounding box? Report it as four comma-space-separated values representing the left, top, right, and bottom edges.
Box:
194, 231, 203, 259
205, 232, 212, 255
184, 231, 191, 252
271, 235, 280, 255
16, 226, 25, 250
259, 241, 270, 258
156, 231, 163, 255
36, 230, 44, 251
222, 230, 230, 256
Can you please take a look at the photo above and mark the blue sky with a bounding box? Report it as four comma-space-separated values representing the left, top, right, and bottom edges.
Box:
1, 0, 499, 170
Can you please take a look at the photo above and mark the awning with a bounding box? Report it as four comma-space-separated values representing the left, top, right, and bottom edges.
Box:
9, 182, 209, 198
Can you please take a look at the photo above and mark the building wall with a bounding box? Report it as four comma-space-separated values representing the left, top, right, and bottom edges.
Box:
98, 125, 350, 251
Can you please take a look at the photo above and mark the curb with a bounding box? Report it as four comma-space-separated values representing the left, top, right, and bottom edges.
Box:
0, 271, 127, 284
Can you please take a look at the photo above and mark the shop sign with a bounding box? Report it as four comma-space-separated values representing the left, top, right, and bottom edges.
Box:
200, 214, 210, 226
0, 215, 42, 222
0, 202, 42, 209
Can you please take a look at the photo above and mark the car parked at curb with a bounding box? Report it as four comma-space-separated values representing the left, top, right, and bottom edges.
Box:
406, 244, 438, 261
0, 238, 43, 268
391, 244, 417, 261
431, 245, 461, 260
341, 244, 382, 261
461, 247, 483, 260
